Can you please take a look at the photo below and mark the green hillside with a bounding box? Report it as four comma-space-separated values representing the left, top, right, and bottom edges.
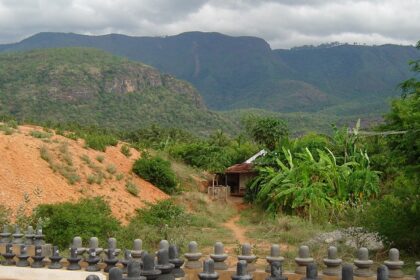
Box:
0, 48, 236, 135
1, 32, 418, 117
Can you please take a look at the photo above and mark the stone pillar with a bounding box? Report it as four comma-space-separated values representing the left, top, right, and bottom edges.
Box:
159, 240, 170, 250
354, 247, 373, 277
323, 246, 342, 276
210, 242, 228, 271
48, 245, 63, 269
238, 243, 256, 272
384, 248, 404, 278
169, 244, 185, 277
231, 260, 252, 280
16, 244, 30, 267
120, 249, 133, 274
2, 243, 15, 265
377, 265, 389, 280
198, 259, 219, 280
105, 237, 121, 256
104, 248, 119, 273
126, 260, 146, 280
109, 267, 123, 280
12, 225, 24, 244
184, 241, 202, 269
67, 246, 82, 270
302, 263, 321, 280
294, 245, 313, 275
31, 245, 45, 268
266, 261, 287, 280
86, 247, 101, 272
132, 239, 143, 261
342, 264, 354, 280
24, 226, 35, 245
141, 252, 162, 280
0, 224, 11, 244
88, 237, 103, 255
72, 236, 86, 256
156, 248, 175, 280
266, 244, 284, 273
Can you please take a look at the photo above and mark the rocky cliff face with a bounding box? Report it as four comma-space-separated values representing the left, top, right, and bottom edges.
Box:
0, 48, 233, 134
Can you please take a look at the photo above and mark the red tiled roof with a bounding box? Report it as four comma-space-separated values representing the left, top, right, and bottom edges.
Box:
225, 163, 254, 174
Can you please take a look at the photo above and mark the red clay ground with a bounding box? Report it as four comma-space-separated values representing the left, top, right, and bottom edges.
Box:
0, 124, 168, 224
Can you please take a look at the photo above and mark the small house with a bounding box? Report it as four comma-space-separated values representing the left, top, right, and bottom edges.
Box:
223, 150, 267, 196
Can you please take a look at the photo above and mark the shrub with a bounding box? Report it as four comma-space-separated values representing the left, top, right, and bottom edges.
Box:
106, 164, 117, 174
132, 155, 177, 194
125, 181, 139, 196
96, 155, 105, 163
134, 199, 186, 226
120, 144, 132, 157
0, 205, 10, 225
116, 199, 189, 250
87, 174, 96, 184
84, 133, 118, 152
80, 154, 91, 164
363, 174, 420, 252
116, 173, 124, 181
33, 197, 120, 249
30, 130, 52, 139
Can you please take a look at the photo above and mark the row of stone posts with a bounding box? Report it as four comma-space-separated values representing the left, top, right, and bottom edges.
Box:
1, 235, 420, 280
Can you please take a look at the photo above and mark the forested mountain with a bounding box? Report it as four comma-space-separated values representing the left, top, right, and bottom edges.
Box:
0, 48, 235, 134
1, 32, 418, 115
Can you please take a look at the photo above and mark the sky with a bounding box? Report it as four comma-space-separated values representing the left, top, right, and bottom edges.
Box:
0, 0, 419, 49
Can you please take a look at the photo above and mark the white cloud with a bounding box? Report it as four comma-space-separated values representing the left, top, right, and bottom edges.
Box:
0, 0, 418, 48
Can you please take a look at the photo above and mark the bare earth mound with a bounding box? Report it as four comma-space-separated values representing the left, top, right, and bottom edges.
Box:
0, 125, 168, 224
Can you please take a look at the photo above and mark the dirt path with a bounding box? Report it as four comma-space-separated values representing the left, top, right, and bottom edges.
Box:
221, 196, 251, 244
222, 214, 249, 243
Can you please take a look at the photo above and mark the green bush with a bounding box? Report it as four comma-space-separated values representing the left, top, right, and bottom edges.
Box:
33, 197, 120, 249
135, 199, 185, 226
132, 155, 177, 194
84, 133, 118, 152
363, 174, 420, 252
116, 199, 189, 249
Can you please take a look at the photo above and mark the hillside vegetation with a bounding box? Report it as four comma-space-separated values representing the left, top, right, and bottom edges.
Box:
1, 32, 418, 118
0, 47, 236, 135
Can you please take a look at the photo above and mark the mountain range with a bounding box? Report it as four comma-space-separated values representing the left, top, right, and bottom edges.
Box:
1, 31, 418, 116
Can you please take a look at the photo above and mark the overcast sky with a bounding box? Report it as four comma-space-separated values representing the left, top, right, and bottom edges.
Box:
0, 0, 418, 48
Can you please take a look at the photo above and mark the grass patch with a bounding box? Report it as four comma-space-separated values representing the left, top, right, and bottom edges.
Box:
30, 130, 52, 139
116, 197, 235, 253
106, 164, 117, 175
116, 173, 124, 181
0, 121, 18, 135
120, 144, 132, 157
96, 155, 105, 163
125, 181, 139, 196
80, 154, 91, 164
39, 145, 80, 185
87, 173, 104, 185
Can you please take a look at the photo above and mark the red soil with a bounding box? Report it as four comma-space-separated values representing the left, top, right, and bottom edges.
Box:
0, 125, 169, 224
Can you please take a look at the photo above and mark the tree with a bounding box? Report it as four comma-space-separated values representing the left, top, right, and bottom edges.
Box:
244, 115, 288, 150
363, 40, 420, 252
382, 40, 420, 173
